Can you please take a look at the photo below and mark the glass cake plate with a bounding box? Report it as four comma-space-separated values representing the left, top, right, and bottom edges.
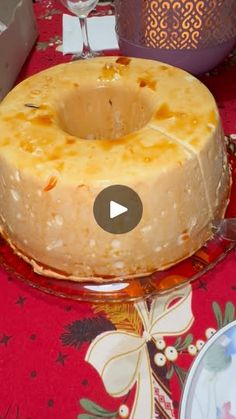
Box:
0, 142, 235, 302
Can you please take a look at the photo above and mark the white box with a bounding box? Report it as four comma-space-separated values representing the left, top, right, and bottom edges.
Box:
0, 0, 38, 101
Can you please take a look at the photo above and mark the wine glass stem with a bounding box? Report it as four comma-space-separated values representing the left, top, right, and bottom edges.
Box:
79, 17, 92, 57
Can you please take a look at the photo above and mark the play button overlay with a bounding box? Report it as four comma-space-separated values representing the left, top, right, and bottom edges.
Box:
93, 185, 143, 234
110, 201, 128, 219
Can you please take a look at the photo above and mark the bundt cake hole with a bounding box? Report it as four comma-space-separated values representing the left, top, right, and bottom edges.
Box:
58, 85, 154, 140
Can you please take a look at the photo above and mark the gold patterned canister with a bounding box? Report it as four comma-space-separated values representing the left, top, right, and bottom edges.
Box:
115, 0, 236, 74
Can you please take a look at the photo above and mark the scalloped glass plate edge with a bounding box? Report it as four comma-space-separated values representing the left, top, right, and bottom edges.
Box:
0, 238, 234, 303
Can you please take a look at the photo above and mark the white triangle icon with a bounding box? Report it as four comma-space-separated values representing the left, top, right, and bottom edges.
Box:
110, 200, 128, 219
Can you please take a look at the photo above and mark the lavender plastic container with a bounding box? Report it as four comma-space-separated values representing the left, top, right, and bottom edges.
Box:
115, 0, 236, 75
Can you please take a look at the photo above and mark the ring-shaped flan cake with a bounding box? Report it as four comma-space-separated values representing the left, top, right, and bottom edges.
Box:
0, 57, 231, 282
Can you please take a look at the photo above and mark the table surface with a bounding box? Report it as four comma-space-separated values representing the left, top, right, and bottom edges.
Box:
0, 1, 236, 418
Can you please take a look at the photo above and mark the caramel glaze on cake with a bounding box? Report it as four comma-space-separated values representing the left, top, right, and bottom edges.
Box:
0, 57, 232, 282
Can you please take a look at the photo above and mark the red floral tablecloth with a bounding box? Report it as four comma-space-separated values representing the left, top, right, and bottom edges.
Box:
0, 1, 236, 418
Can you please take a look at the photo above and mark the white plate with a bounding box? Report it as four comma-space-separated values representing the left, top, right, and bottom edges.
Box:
180, 320, 236, 419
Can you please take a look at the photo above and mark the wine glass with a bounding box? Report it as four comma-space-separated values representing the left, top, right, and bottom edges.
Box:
61, 0, 101, 59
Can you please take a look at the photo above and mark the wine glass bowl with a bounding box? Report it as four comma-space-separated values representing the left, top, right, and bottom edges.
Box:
61, 0, 101, 59
66, 0, 99, 17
